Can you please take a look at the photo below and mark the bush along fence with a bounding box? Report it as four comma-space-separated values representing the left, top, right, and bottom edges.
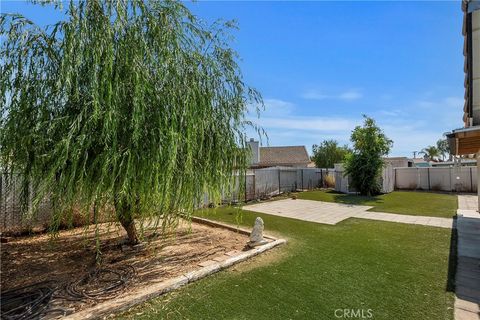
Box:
394, 167, 478, 192
334, 163, 395, 194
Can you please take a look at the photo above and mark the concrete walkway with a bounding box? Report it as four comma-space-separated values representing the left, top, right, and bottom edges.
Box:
458, 195, 480, 218
244, 199, 454, 229
455, 195, 480, 320
353, 211, 454, 228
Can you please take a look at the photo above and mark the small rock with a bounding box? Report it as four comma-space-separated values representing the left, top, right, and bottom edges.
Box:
121, 245, 133, 252
121, 242, 145, 252
198, 260, 216, 267
225, 250, 239, 257
132, 243, 146, 251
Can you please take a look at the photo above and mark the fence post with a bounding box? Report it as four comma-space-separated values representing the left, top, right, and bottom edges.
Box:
253, 170, 256, 200
471, 167, 474, 193
427, 168, 431, 190
417, 168, 420, 190
278, 169, 281, 194
449, 168, 453, 192
301, 169, 304, 190
244, 173, 247, 202
394, 168, 397, 190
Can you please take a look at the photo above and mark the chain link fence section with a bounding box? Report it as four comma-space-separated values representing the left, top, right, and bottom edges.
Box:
2, 167, 334, 233
0, 173, 52, 233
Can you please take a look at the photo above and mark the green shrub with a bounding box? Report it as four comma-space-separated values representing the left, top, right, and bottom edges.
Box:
344, 116, 392, 196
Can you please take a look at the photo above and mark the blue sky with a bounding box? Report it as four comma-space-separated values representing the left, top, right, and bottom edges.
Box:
2, 1, 465, 156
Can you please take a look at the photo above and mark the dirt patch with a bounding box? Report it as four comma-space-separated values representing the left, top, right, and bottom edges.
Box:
1, 219, 250, 316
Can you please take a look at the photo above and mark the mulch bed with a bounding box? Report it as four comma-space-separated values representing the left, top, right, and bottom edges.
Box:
1, 219, 250, 318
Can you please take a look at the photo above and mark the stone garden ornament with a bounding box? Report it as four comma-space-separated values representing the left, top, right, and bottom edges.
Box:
248, 217, 268, 247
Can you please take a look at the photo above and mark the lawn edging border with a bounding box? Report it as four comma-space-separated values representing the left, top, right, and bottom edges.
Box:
64, 217, 286, 320
190, 216, 278, 240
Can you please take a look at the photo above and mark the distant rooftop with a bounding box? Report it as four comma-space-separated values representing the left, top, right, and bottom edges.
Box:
255, 146, 310, 167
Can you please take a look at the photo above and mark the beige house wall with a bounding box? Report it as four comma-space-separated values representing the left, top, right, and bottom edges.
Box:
472, 11, 480, 124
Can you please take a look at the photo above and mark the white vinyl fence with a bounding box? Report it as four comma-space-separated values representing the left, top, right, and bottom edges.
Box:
394, 167, 477, 192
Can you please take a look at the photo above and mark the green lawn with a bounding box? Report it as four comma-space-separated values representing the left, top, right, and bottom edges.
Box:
119, 207, 454, 320
296, 190, 458, 218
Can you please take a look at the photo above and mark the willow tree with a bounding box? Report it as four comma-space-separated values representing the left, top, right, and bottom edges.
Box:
0, 1, 262, 244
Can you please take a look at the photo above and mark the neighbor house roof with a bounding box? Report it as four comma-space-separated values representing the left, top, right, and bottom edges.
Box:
256, 146, 310, 167
383, 157, 409, 160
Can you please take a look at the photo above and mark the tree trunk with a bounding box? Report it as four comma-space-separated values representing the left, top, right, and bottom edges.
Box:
116, 201, 139, 245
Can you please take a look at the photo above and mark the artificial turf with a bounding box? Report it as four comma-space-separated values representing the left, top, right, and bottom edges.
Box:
295, 190, 458, 218
118, 205, 455, 320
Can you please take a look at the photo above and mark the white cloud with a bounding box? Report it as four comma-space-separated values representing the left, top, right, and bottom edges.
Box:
413, 96, 464, 127
263, 98, 295, 116
249, 97, 358, 132
379, 109, 402, 117
258, 116, 357, 132
338, 90, 363, 101
248, 95, 463, 157
301, 90, 328, 100
248, 98, 295, 118
381, 124, 443, 157
444, 96, 464, 108
417, 100, 435, 108
301, 88, 363, 101
247, 97, 359, 148
417, 96, 463, 109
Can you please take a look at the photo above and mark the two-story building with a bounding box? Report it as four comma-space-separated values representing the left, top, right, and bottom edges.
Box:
447, 0, 480, 209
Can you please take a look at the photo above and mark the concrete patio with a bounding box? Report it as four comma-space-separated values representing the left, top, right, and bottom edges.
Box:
244, 198, 454, 229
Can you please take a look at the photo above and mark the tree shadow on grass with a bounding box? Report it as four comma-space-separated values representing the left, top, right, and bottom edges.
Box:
324, 190, 385, 206
446, 216, 457, 294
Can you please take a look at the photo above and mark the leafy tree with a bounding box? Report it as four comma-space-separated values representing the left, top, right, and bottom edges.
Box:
344, 116, 392, 196
420, 146, 440, 161
0, 1, 262, 244
436, 138, 450, 161
312, 140, 351, 168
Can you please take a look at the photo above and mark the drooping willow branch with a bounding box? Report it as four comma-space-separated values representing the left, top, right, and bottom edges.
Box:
0, 0, 263, 244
